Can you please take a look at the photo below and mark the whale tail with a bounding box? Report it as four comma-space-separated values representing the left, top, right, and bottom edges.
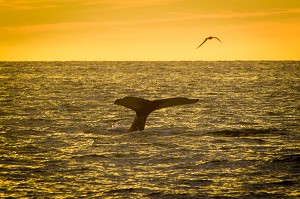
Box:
114, 97, 199, 132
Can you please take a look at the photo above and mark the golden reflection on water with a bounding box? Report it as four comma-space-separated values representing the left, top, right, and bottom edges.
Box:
0, 61, 299, 198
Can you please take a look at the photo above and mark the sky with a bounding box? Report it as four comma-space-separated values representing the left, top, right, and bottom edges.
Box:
0, 0, 299, 61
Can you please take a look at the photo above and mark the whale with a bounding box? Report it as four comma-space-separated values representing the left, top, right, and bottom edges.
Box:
114, 96, 199, 132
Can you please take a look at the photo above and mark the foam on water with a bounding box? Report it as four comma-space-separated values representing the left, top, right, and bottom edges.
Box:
108, 124, 127, 132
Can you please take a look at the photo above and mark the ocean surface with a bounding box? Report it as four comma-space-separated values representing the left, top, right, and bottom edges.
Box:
0, 61, 299, 198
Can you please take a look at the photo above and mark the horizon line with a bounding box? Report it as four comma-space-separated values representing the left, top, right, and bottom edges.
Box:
1, 59, 299, 62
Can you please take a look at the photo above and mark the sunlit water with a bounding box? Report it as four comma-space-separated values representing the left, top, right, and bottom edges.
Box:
0, 61, 299, 198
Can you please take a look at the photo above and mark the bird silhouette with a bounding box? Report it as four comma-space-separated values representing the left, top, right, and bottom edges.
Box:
196, 36, 222, 49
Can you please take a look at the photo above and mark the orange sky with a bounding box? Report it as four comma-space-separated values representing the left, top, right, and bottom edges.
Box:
1, 0, 299, 61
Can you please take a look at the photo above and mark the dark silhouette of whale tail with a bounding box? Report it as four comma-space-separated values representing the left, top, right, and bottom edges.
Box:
114, 97, 199, 132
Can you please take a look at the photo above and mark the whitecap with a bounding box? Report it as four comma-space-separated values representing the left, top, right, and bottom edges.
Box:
107, 124, 127, 132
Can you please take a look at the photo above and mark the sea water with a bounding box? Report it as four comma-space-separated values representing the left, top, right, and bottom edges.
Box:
0, 61, 299, 198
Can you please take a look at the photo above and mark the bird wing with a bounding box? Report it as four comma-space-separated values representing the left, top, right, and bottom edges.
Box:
213, 37, 222, 43
196, 38, 208, 49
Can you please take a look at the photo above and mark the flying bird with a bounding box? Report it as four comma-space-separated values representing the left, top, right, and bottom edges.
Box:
196, 36, 222, 49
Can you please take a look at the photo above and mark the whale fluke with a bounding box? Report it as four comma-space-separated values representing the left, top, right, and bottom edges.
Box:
114, 97, 199, 132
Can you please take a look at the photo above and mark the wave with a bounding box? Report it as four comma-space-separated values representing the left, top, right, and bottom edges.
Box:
105, 125, 289, 139
271, 154, 300, 164
72, 154, 109, 162
203, 128, 283, 137
107, 124, 127, 132
146, 192, 201, 199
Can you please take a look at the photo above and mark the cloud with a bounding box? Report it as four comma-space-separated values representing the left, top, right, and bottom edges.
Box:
0, 0, 182, 10
174, 8, 300, 20
0, 0, 64, 10
81, 0, 182, 9
1, 21, 96, 33
1, 4, 299, 34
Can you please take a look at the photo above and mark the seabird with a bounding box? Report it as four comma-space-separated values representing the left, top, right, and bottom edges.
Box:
196, 36, 222, 49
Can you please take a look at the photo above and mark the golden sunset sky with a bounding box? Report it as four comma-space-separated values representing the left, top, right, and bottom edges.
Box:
1, 0, 299, 61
